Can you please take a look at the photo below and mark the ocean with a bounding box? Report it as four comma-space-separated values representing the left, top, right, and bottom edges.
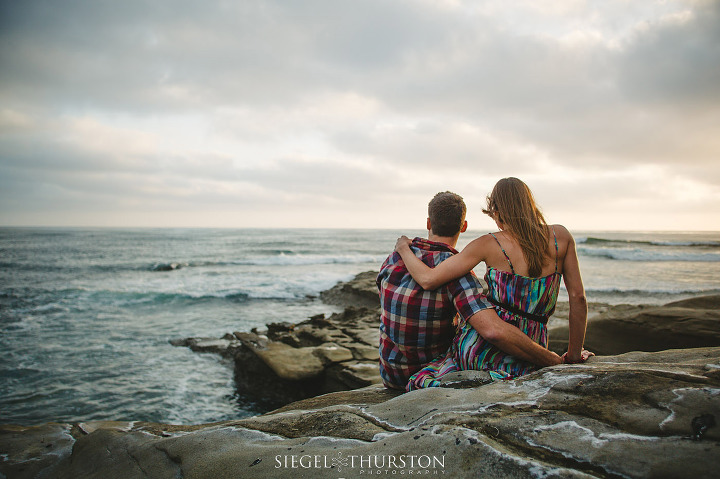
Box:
1, 228, 719, 426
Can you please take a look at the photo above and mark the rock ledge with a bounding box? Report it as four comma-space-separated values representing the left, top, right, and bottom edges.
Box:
2, 348, 719, 478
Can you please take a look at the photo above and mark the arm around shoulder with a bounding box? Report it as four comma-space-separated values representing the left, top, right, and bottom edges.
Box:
431, 237, 487, 288
401, 237, 486, 290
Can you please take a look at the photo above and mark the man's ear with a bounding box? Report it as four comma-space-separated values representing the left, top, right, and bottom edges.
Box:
460, 220, 468, 233
426, 218, 432, 231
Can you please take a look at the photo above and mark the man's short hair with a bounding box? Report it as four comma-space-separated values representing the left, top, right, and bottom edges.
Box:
428, 191, 466, 237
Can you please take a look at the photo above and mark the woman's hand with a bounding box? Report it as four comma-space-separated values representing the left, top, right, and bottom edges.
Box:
561, 349, 595, 364
395, 235, 412, 252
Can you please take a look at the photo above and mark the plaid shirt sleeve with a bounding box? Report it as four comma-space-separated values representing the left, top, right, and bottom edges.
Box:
445, 272, 493, 322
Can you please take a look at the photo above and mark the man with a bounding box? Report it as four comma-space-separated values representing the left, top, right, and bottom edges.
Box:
377, 191, 561, 390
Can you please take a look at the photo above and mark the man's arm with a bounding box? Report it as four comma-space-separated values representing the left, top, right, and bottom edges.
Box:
468, 309, 562, 367
449, 272, 561, 367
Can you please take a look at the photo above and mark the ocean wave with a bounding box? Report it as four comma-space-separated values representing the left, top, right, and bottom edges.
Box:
150, 262, 186, 272
143, 253, 383, 270
83, 277, 347, 303
4, 252, 381, 276
578, 237, 720, 248
221, 253, 385, 267
578, 247, 720, 262
1, 289, 270, 311
584, 287, 720, 297
92, 290, 257, 306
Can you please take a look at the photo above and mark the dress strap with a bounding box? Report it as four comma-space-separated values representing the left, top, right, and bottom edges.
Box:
489, 232, 514, 273
551, 226, 558, 273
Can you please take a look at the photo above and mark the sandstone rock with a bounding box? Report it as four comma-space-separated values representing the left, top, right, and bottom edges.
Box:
174, 273, 720, 416
341, 326, 380, 347
312, 342, 354, 365
319, 270, 380, 309
549, 295, 720, 355
346, 343, 380, 361
171, 279, 385, 408
231, 331, 325, 407
334, 362, 383, 388
253, 343, 326, 381
3, 347, 719, 479
267, 385, 403, 414
667, 294, 720, 309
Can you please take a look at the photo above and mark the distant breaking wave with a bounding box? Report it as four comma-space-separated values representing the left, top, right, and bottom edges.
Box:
4, 253, 383, 275
584, 287, 720, 297
178, 254, 384, 268
229, 253, 385, 266
578, 247, 720, 262
577, 237, 720, 248
10, 288, 317, 311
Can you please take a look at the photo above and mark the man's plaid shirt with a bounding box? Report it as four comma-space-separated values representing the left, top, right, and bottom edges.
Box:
376, 237, 492, 389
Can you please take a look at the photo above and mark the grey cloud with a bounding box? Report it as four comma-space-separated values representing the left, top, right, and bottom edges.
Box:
618, 1, 720, 106
235, 156, 393, 198
1, 0, 719, 227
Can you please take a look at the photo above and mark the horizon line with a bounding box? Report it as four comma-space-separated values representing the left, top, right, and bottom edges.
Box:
1, 225, 718, 234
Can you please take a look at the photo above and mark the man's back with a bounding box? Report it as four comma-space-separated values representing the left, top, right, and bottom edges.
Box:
377, 237, 490, 390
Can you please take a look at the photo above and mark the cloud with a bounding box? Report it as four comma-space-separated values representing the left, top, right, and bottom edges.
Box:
0, 0, 719, 229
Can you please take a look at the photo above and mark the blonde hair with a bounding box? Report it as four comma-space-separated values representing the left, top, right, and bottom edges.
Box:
482, 178, 549, 277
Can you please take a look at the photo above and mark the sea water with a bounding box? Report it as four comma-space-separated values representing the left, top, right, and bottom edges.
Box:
1, 228, 719, 425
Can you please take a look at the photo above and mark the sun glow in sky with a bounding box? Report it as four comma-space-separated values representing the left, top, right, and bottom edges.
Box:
1, 0, 719, 230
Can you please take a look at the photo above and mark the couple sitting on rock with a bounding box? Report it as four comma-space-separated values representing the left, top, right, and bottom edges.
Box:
377, 178, 593, 391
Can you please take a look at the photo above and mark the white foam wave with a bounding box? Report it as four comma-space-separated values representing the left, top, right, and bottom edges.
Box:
584, 286, 720, 296
232, 253, 385, 267
650, 240, 720, 247
577, 237, 720, 247
579, 246, 720, 262
74, 268, 358, 302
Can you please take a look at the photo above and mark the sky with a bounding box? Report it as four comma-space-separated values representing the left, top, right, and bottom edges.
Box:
1, 0, 719, 231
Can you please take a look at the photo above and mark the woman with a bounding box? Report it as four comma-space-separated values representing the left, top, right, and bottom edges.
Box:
395, 177, 592, 389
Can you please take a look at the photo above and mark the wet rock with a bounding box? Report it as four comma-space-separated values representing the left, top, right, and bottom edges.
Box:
691, 414, 716, 441
436, 370, 493, 389
184, 337, 242, 358
150, 262, 183, 272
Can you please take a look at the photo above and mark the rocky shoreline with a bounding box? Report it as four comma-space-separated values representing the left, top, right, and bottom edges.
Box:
2, 272, 720, 478
171, 271, 384, 408
173, 271, 720, 410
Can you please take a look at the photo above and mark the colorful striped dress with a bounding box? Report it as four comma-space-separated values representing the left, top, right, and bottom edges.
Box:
407, 229, 561, 390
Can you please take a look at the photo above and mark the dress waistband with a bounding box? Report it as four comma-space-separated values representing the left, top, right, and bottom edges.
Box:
486, 296, 553, 325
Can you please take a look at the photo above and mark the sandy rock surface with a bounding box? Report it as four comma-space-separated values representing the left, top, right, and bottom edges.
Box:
2, 347, 719, 478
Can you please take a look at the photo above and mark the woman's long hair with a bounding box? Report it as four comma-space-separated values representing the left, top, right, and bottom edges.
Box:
482, 177, 549, 277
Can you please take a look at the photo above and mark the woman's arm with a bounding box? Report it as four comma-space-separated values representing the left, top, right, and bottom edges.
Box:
558, 226, 592, 362
394, 236, 486, 290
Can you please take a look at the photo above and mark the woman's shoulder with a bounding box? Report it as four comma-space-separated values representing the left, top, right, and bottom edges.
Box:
549, 224, 575, 245
458, 233, 498, 258
469, 232, 501, 248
